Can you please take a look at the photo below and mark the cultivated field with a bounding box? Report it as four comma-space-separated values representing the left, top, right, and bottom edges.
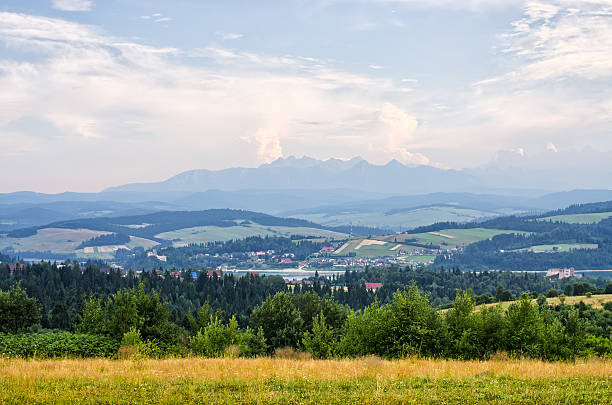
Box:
0, 229, 160, 259
330, 228, 524, 258
539, 211, 612, 224
0, 228, 111, 254
512, 243, 599, 253
400, 254, 437, 264
0, 357, 609, 404
332, 238, 404, 257
407, 228, 526, 249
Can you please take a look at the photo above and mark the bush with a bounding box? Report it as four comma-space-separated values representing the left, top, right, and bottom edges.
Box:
584, 335, 612, 358
118, 328, 162, 359
239, 327, 267, 357
121, 327, 142, 346
302, 313, 337, 359
0, 285, 40, 333
339, 284, 443, 358
0, 332, 119, 358
190, 316, 266, 358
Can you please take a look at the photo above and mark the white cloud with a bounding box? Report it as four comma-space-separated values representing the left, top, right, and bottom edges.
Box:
250, 128, 284, 163
219, 32, 243, 40
140, 13, 172, 23
368, 65, 384, 69
378, 102, 429, 165
332, 0, 520, 11
52, 0, 93, 11
546, 142, 559, 152
0, 12, 416, 192
501, 0, 612, 81
446, 0, 612, 168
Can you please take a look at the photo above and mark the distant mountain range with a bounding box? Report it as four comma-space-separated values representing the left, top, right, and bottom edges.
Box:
3, 156, 612, 231
105, 156, 482, 194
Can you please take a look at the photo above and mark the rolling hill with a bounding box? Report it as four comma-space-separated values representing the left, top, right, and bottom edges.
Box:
0, 209, 385, 260
4, 157, 612, 233
428, 200, 612, 272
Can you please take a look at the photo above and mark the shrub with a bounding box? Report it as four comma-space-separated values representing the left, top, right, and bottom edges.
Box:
504, 294, 544, 358
118, 328, 162, 359
584, 335, 612, 358
190, 316, 265, 358
0, 332, 119, 358
302, 313, 337, 359
239, 327, 267, 357
121, 327, 142, 346
0, 285, 40, 333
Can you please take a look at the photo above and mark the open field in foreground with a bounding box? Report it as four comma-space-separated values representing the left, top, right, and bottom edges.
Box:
0, 357, 610, 404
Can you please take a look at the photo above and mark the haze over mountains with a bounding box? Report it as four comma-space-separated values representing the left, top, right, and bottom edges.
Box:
3, 156, 612, 232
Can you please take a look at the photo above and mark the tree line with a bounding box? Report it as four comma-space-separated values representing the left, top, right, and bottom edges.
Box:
1, 281, 611, 361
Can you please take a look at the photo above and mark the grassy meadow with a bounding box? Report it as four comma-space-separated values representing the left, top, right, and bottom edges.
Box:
459, 294, 612, 313
0, 228, 110, 254
539, 212, 612, 224
408, 228, 526, 248
0, 357, 610, 404
156, 224, 346, 247
293, 206, 505, 230
511, 243, 599, 253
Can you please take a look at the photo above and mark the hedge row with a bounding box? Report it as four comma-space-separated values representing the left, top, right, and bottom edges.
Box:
0, 332, 120, 358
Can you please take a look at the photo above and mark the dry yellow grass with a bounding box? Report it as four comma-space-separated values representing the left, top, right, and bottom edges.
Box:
1, 357, 610, 404
545, 293, 612, 309
441, 294, 612, 313
1, 357, 609, 382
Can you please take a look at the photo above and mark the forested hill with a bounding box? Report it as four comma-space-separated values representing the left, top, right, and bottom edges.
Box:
7, 209, 387, 240
393, 200, 612, 271
433, 218, 612, 271
408, 199, 612, 234
540, 200, 612, 217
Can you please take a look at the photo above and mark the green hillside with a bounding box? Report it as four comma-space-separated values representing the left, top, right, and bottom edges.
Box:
408, 228, 527, 249
157, 224, 346, 247
539, 212, 612, 224
293, 205, 521, 231
0, 210, 350, 258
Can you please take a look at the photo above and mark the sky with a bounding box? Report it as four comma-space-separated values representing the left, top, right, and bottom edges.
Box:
0, 0, 611, 193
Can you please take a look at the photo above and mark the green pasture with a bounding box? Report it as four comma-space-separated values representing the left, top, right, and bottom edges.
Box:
156, 224, 346, 246
408, 228, 526, 248
292, 206, 507, 230
539, 212, 612, 224
512, 243, 598, 253
0, 228, 110, 254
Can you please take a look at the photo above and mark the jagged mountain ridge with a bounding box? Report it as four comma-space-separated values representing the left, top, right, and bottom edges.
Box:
104, 156, 481, 194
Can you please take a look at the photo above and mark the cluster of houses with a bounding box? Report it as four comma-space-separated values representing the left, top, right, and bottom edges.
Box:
188, 250, 300, 266
307, 255, 434, 270
147, 250, 167, 262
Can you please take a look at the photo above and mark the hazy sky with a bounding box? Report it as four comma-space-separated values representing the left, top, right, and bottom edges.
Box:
0, 0, 611, 192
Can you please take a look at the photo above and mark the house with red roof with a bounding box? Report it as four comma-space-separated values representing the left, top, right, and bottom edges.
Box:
364, 282, 383, 291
